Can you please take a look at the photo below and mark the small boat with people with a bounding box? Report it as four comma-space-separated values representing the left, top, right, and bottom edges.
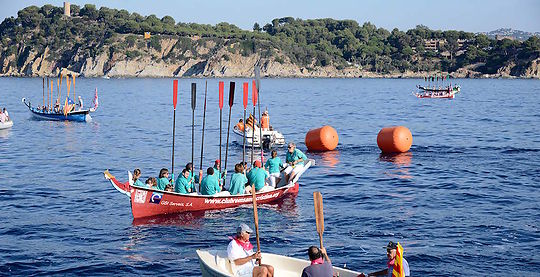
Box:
413, 73, 460, 99
0, 107, 13, 130
233, 113, 285, 149
22, 97, 97, 122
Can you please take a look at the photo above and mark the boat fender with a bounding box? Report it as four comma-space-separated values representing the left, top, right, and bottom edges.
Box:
305, 125, 339, 152
377, 126, 412, 153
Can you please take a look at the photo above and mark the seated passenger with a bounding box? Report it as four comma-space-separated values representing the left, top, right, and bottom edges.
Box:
132, 168, 145, 187
156, 168, 171, 191
175, 168, 194, 194
200, 167, 221, 195
301, 246, 333, 277
213, 159, 226, 185
229, 163, 248, 195
227, 223, 274, 277
284, 142, 308, 184
247, 160, 269, 192
265, 150, 283, 188
145, 177, 157, 188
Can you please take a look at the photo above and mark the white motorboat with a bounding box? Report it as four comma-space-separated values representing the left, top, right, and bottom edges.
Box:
0, 120, 13, 130
233, 124, 285, 149
196, 249, 363, 277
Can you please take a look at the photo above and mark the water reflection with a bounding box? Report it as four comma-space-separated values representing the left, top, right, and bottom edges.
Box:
308, 150, 341, 171
379, 152, 413, 179
0, 129, 11, 139
132, 210, 206, 226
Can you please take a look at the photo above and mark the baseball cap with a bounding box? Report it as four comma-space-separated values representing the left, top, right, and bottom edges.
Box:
385, 241, 398, 250
236, 223, 253, 234
215, 159, 220, 164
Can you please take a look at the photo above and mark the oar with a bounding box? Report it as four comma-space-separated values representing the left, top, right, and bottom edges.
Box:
314, 191, 324, 249
191, 83, 196, 176
250, 81, 257, 166
49, 79, 52, 111
199, 81, 208, 191
242, 82, 248, 167
254, 66, 264, 163
172, 79, 179, 178
73, 74, 76, 101
42, 78, 45, 108
219, 81, 224, 183
224, 82, 235, 185
252, 184, 261, 265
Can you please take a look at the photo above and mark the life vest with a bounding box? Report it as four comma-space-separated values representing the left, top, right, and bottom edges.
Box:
261, 115, 269, 129
236, 122, 244, 132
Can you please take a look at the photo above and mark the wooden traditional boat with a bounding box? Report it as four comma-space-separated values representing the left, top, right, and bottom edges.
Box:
0, 120, 13, 130
417, 84, 460, 93
22, 98, 95, 122
196, 249, 363, 277
104, 160, 312, 218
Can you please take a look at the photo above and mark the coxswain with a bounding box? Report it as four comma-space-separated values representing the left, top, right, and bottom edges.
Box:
284, 142, 308, 184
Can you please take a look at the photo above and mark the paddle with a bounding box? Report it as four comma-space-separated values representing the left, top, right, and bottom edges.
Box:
224, 82, 235, 185
219, 81, 224, 185
49, 79, 53, 111
242, 82, 248, 167
254, 66, 264, 163
191, 83, 196, 177
252, 184, 261, 265
250, 81, 257, 166
172, 79, 179, 179
199, 81, 208, 192
42, 78, 45, 108
314, 191, 324, 249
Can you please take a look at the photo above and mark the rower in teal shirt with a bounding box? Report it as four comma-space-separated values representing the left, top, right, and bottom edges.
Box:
175, 169, 194, 194
229, 164, 248, 195
213, 159, 226, 185
200, 167, 221, 195
156, 168, 171, 191
247, 160, 269, 191
132, 168, 148, 188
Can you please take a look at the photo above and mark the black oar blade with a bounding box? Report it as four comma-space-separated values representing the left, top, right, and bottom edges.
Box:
191, 83, 196, 110
229, 82, 235, 107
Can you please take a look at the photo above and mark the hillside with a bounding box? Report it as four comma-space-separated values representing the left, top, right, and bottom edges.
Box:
0, 4, 539, 78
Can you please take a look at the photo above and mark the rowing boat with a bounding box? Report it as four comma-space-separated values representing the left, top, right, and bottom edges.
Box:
103, 160, 312, 218
22, 98, 95, 122
196, 249, 363, 277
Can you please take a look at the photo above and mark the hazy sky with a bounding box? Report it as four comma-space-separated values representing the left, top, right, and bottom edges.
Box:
0, 0, 538, 33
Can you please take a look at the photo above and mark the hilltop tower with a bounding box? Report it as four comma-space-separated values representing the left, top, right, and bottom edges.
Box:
64, 2, 70, 17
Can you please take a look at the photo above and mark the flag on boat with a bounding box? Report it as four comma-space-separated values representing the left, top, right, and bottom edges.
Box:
392, 242, 405, 277
90, 88, 99, 112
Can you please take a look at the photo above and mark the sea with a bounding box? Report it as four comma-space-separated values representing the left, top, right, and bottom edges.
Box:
0, 77, 538, 276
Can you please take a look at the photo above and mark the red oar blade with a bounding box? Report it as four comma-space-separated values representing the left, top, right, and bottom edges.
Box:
252, 80, 258, 106
219, 81, 224, 109
173, 80, 178, 109
191, 83, 197, 110
243, 82, 248, 109
229, 82, 235, 107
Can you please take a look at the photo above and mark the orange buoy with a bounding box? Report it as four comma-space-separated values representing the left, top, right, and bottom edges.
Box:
377, 126, 413, 153
305, 126, 339, 151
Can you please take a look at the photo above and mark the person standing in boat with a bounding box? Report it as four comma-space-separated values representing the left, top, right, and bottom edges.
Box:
301, 246, 333, 277
200, 167, 221, 195
175, 168, 195, 194
366, 241, 410, 277
261, 110, 270, 131
227, 223, 274, 277
2, 108, 9, 121
156, 168, 172, 191
247, 160, 269, 192
77, 96, 83, 110
54, 99, 60, 113
284, 142, 308, 184
265, 150, 283, 188
229, 163, 249, 195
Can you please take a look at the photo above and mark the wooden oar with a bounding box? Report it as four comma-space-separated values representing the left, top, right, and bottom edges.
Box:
172, 80, 179, 178
250, 81, 257, 166
199, 81, 208, 191
49, 79, 52, 111
42, 78, 45, 108
219, 81, 224, 182
254, 66, 264, 163
313, 191, 324, 249
252, 184, 261, 265
242, 82, 248, 167
191, 83, 196, 175
224, 82, 235, 185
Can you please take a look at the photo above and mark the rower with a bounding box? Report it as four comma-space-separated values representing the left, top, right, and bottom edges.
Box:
145, 177, 157, 188
132, 168, 145, 187
301, 246, 333, 277
227, 223, 274, 277
284, 142, 308, 184
156, 168, 172, 191
213, 159, 226, 185
247, 160, 269, 192
175, 169, 195, 194
200, 167, 221, 195
228, 163, 248, 195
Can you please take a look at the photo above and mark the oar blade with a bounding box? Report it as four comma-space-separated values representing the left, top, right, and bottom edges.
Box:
219, 81, 224, 109
314, 191, 324, 233
173, 80, 178, 109
191, 83, 197, 110
243, 82, 248, 109
254, 66, 261, 95
229, 82, 235, 107
252, 80, 258, 106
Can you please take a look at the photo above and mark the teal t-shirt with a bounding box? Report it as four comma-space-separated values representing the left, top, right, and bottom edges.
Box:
247, 168, 269, 191
175, 175, 193, 194
156, 177, 170, 191
200, 175, 220, 195
286, 149, 308, 166
229, 173, 248, 195
133, 179, 148, 188
188, 170, 200, 184
265, 157, 283, 174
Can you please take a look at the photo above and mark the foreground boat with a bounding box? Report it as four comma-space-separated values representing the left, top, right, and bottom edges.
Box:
22, 98, 95, 122
104, 160, 312, 218
0, 120, 13, 130
196, 249, 363, 277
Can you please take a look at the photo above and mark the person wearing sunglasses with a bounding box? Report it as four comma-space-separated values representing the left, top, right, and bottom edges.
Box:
283, 142, 308, 184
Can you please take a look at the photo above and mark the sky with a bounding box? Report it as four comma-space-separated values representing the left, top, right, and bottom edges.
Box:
0, 0, 539, 33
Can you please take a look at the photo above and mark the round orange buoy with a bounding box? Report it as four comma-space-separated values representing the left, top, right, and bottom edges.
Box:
305, 126, 339, 151
377, 126, 413, 153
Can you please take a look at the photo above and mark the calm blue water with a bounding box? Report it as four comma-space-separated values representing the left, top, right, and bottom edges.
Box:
0, 77, 539, 276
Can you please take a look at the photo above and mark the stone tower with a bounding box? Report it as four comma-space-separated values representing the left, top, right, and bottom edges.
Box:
64, 2, 70, 17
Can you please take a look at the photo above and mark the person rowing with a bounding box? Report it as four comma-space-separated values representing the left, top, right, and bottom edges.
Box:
247, 160, 270, 193
132, 168, 145, 188
227, 223, 274, 277
228, 163, 249, 195
156, 168, 172, 191
284, 142, 308, 184
301, 246, 333, 277
174, 168, 195, 194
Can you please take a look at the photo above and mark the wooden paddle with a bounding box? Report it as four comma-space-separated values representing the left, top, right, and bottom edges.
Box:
172, 80, 178, 178
224, 82, 235, 185
314, 191, 324, 249
252, 184, 261, 265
